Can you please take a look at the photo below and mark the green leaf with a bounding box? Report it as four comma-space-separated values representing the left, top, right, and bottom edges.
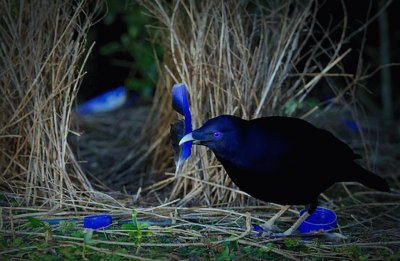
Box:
121, 223, 134, 230
59, 221, 76, 235
284, 238, 301, 249
121, 34, 130, 47
71, 230, 84, 238
29, 252, 58, 261
12, 237, 23, 247
83, 229, 94, 244
104, 13, 116, 25
27, 216, 45, 228
128, 26, 139, 38
100, 42, 121, 56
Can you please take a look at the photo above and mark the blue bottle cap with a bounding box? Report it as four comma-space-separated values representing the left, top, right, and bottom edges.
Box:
298, 207, 337, 234
83, 214, 112, 229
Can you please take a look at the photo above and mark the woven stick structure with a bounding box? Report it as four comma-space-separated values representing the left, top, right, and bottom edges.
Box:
0, 0, 98, 206
141, 0, 354, 205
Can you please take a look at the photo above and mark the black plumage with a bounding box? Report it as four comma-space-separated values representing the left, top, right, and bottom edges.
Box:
179, 115, 390, 234
170, 120, 185, 165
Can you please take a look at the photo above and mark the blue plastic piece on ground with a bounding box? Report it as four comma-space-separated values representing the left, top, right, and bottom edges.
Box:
83, 214, 113, 229
298, 207, 337, 233
171, 83, 192, 167
76, 86, 127, 115
252, 223, 264, 233
342, 119, 360, 132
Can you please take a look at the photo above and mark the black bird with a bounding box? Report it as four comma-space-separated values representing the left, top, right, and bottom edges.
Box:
179, 115, 390, 235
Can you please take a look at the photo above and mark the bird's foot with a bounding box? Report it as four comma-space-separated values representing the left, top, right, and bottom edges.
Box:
261, 231, 292, 238
300, 231, 348, 241
261, 227, 297, 238
261, 221, 280, 232
265, 230, 348, 240
322, 232, 348, 241
251, 222, 283, 237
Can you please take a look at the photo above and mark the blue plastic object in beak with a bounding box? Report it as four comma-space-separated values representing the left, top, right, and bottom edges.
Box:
171, 83, 192, 170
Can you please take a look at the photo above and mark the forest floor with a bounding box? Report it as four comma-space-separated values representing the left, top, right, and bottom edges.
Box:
1, 106, 399, 260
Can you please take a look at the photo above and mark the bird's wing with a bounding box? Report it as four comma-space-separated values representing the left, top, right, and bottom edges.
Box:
313, 127, 361, 160
250, 117, 361, 161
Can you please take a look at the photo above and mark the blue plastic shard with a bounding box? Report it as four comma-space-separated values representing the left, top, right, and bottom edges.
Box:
171, 83, 192, 169
83, 214, 112, 229
342, 119, 360, 132
252, 223, 264, 233
76, 86, 127, 115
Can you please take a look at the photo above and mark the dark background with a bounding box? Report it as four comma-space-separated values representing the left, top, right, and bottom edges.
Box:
80, 0, 400, 120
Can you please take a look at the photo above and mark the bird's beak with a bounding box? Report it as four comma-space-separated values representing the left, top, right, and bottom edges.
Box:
179, 132, 195, 146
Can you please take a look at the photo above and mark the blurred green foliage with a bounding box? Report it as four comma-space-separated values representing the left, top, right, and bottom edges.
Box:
100, 1, 161, 98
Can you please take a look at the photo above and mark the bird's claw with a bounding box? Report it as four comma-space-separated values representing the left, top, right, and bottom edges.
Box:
264, 231, 348, 240
261, 231, 292, 238
261, 222, 280, 232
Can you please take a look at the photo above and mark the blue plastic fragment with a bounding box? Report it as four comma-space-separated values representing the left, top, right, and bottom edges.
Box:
83, 214, 113, 229
76, 86, 127, 115
252, 223, 264, 233
171, 83, 192, 166
342, 119, 360, 132
298, 207, 337, 234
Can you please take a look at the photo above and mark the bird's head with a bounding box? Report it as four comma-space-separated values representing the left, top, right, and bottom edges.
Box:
179, 115, 245, 156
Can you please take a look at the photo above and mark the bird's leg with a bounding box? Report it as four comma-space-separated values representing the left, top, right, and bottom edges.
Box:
282, 211, 310, 236
262, 205, 290, 231
282, 199, 318, 236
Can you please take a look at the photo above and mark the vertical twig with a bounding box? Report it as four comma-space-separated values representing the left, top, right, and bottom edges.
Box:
378, 1, 393, 121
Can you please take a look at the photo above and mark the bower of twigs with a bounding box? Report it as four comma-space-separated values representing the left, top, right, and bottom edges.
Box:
0, 0, 399, 260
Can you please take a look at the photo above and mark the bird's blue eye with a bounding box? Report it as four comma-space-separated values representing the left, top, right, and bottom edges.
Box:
213, 131, 222, 139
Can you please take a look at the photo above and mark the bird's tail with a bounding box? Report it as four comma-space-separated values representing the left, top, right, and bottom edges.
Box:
348, 164, 390, 192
